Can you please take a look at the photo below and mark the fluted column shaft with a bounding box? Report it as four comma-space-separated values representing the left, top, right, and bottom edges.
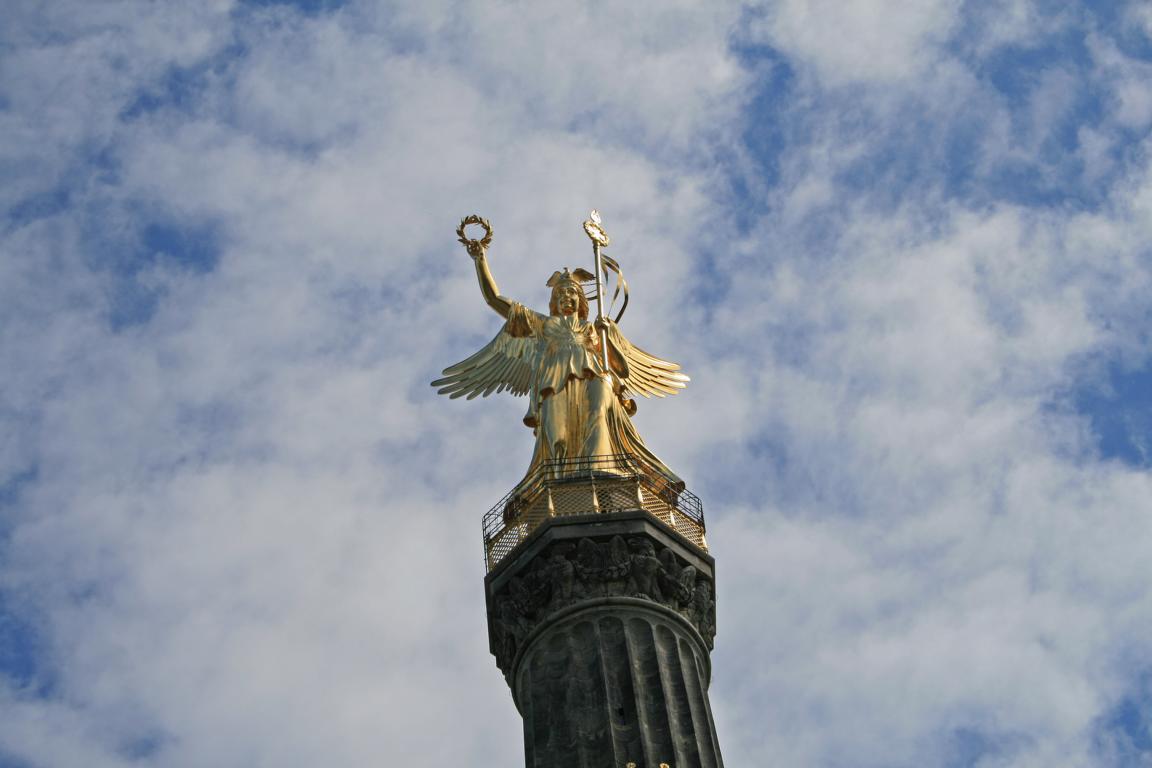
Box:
515, 600, 721, 768
485, 511, 722, 768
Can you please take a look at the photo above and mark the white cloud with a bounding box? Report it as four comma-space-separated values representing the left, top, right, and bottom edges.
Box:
4, 1, 1152, 767
1132, 4, 1152, 42
1091, 33, 1152, 133
749, 0, 962, 85
695, 135, 1152, 763
0, 1, 746, 765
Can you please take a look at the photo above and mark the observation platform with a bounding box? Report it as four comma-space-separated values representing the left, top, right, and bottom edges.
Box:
481, 454, 707, 572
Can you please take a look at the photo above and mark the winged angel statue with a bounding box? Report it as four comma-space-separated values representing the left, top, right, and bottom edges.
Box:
432, 214, 689, 488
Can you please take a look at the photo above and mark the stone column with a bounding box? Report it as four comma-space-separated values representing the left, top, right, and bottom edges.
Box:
485, 511, 722, 768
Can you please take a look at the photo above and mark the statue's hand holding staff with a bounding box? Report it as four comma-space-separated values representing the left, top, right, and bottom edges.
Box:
583, 210, 612, 370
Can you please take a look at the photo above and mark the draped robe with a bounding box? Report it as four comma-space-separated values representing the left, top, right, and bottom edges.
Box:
433, 300, 688, 493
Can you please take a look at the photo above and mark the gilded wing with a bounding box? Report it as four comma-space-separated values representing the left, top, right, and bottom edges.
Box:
606, 323, 690, 399
431, 326, 536, 400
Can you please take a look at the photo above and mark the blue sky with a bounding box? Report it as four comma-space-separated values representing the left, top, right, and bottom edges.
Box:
2, 1, 1152, 766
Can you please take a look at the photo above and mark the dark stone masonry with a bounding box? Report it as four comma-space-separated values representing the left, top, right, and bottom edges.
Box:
485, 510, 723, 768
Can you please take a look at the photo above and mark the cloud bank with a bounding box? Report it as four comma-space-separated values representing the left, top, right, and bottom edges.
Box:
1, 1, 1151, 766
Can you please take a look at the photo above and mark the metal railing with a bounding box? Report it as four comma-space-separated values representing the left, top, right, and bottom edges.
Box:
481, 454, 706, 572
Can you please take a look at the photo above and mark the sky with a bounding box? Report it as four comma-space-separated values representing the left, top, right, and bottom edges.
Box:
1, 0, 1152, 766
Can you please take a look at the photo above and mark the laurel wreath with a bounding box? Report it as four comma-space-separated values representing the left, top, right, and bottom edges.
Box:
456, 215, 493, 255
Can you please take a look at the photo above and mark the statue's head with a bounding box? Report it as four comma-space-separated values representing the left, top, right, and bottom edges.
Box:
546, 268, 594, 319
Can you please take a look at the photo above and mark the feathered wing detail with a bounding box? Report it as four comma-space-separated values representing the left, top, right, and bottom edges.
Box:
605, 323, 690, 398
431, 325, 536, 400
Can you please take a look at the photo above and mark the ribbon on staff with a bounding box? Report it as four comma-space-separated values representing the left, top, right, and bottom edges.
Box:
598, 252, 629, 323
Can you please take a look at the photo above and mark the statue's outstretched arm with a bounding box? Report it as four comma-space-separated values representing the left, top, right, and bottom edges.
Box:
471, 249, 512, 318
457, 215, 512, 318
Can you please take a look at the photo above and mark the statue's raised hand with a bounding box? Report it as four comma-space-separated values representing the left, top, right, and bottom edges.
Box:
457, 215, 493, 261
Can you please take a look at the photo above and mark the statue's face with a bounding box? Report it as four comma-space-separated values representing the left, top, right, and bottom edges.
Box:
554, 284, 582, 316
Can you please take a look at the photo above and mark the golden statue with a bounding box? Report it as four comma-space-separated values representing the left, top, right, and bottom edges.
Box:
432, 212, 689, 489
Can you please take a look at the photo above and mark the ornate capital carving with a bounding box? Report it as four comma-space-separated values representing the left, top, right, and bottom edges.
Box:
488, 532, 715, 676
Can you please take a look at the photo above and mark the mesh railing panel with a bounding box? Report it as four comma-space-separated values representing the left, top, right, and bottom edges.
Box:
481, 454, 705, 571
